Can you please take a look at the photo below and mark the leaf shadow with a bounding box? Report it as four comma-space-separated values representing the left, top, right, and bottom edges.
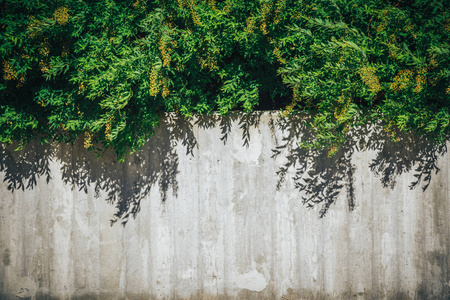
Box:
0, 111, 263, 225
0, 114, 197, 226
273, 115, 448, 217
1, 112, 447, 222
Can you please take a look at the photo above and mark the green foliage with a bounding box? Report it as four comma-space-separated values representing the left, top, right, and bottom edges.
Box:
1, 0, 449, 159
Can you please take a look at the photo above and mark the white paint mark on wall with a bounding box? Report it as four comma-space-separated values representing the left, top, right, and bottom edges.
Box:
236, 270, 268, 292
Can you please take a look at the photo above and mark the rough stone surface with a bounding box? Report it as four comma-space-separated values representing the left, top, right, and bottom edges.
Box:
0, 112, 449, 299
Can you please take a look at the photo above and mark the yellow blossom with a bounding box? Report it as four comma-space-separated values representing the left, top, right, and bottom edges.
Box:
39, 60, 49, 73
84, 132, 93, 149
273, 47, 286, 64
3, 61, 17, 80
158, 37, 171, 67
328, 143, 338, 157
105, 122, 112, 141
259, 1, 272, 35
282, 88, 299, 117
54, 7, 70, 26
358, 66, 381, 94
390, 69, 414, 92
149, 67, 160, 96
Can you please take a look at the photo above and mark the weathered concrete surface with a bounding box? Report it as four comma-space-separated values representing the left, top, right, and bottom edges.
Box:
0, 112, 449, 299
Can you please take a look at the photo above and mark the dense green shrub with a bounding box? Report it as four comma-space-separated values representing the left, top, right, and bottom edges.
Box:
1, 0, 449, 159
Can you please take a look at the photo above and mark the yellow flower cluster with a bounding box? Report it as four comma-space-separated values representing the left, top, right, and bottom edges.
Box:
39, 44, 50, 57
187, 0, 201, 25
84, 132, 93, 149
388, 47, 397, 59
16, 76, 25, 88
273, 47, 286, 64
414, 68, 426, 93
403, 22, 417, 38
54, 7, 70, 26
149, 67, 160, 96
390, 68, 428, 93
245, 17, 256, 34
199, 55, 217, 71
414, 75, 425, 93
260, 22, 268, 35
105, 122, 112, 141
390, 69, 413, 92
328, 143, 338, 158
158, 37, 172, 67
292, 87, 300, 102
273, 0, 285, 25
446, 87, 450, 94
429, 54, 438, 68
377, 20, 387, 33
358, 66, 381, 94
3, 61, 18, 80
377, 10, 388, 33
387, 34, 398, 59
78, 83, 85, 94
260, 2, 272, 35
207, 0, 217, 10
281, 89, 299, 117
3, 59, 25, 86
333, 95, 350, 124
132, 0, 140, 8
39, 60, 49, 73
27, 17, 41, 38
161, 82, 170, 98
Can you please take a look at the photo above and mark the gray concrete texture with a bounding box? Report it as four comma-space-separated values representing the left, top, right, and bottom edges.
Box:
0, 112, 449, 299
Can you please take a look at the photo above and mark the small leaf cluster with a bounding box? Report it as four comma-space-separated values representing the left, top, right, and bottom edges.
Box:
1, 0, 449, 159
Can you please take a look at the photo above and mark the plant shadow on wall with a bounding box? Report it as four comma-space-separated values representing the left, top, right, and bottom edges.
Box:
272, 114, 448, 217
195, 111, 262, 146
0, 112, 447, 222
0, 114, 197, 226
0, 112, 263, 226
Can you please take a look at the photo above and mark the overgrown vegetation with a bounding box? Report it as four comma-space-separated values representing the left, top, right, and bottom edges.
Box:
1, 0, 449, 160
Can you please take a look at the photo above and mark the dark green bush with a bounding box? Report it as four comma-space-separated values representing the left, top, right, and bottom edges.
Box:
1, 0, 449, 159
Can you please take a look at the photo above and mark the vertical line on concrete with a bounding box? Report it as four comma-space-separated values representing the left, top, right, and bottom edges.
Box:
121, 161, 127, 298
170, 144, 177, 300
370, 161, 376, 300
319, 209, 325, 296
146, 144, 153, 297
96, 144, 101, 298
269, 125, 276, 299
196, 118, 202, 299
445, 145, 450, 299
422, 156, 429, 297
69, 144, 76, 297
346, 188, 351, 299
399, 172, 406, 296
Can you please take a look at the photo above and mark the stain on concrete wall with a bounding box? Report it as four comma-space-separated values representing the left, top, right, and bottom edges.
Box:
0, 112, 449, 299
2, 249, 10, 267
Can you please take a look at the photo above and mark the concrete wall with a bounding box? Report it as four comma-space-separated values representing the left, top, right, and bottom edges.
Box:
0, 112, 449, 299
